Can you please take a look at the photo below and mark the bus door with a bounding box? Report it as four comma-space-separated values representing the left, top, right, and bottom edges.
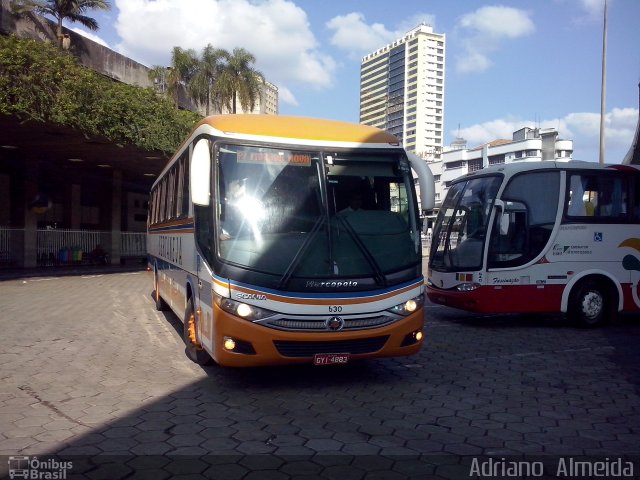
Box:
191, 137, 216, 353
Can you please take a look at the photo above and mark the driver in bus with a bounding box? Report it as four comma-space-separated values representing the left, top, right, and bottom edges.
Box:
220, 178, 246, 240
220, 178, 265, 240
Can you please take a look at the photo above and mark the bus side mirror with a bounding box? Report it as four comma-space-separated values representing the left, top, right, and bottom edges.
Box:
500, 214, 510, 235
493, 200, 509, 235
191, 139, 211, 206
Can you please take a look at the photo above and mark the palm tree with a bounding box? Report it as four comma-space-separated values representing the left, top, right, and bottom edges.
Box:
188, 45, 227, 115
148, 65, 170, 93
215, 48, 265, 114
165, 46, 198, 108
11, 0, 112, 49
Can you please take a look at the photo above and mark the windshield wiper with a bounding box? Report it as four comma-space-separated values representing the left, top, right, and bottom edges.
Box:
277, 215, 326, 290
336, 215, 386, 287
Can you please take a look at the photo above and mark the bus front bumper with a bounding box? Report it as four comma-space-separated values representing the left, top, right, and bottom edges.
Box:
426, 284, 487, 312
426, 284, 564, 314
210, 306, 425, 367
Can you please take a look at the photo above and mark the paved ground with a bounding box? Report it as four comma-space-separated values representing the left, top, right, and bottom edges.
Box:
0, 269, 639, 479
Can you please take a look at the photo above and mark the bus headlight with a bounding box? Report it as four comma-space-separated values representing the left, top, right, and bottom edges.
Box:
214, 294, 275, 321
387, 294, 424, 316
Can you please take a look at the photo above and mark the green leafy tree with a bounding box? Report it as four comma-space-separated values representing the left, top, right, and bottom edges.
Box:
0, 35, 201, 153
148, 65, 171, 94
11, 0, 112, 48
215, 47, 265, 114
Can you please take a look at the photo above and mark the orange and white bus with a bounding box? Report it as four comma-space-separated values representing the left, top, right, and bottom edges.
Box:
148, 115, 435, 366
426, 161, 640, 326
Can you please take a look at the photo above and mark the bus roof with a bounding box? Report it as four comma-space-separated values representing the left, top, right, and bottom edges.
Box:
197, 115, 400, 146
457, 160, 640, 181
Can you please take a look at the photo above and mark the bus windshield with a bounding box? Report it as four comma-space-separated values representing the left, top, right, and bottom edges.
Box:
430, 175, 501, 271
216, 144, 419, 283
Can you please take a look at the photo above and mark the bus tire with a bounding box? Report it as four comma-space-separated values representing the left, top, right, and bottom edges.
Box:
154, 270, 168, 311
184, 298, 214, 366
568, 279, 612, 328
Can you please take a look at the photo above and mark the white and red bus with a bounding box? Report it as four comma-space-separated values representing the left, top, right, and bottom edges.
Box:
426, 161, 640, 326
148, 115, 435, 366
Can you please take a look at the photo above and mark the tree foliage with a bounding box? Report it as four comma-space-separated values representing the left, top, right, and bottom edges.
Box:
0, 35, 201, 153
216, 47, 264, 114
151, 44, 265, 115
11, 0, 112, 48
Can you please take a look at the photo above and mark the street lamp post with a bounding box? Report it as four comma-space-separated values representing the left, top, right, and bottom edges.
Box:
599, 0, 608, 164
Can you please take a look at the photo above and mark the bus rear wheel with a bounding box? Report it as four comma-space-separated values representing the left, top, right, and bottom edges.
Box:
154, 270, 168, 311
184, 299, 214, 366
568, 279, 612, 327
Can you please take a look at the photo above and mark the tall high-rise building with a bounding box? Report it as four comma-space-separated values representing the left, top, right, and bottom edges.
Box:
360, 24, 445, 160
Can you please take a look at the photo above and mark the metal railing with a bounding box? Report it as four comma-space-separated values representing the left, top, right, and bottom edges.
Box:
0, 227, 147, 267
121, 232, 147, 257
0, 227, 21, 266
36, 229, 110, 266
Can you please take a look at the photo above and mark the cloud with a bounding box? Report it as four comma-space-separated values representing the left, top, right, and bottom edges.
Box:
326, 13, 397, 58
455, 108, 638, 162
276, 85, 298, 107
112, 0, 336, 93
455, 6, 535, 74
326, 12, 436, 59
70, 27, 109, 48
575, 0, 606, 22
458, 6, 535, 38
456, 117, 524, 144
455, 52, 491, 75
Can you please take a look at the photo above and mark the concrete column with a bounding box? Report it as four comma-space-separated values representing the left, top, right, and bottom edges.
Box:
0, 174, 10, 226
66, 184, 81, 229
110, 169, 122, 265
23, 159, 38, 268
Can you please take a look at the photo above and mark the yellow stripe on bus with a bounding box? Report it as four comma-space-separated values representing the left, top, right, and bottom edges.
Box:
199, 115, 400, 145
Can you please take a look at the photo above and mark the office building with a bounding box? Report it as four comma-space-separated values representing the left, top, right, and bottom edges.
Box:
360, 24, 445, 160
439, 127, 573, 200
221, 80, 279, 115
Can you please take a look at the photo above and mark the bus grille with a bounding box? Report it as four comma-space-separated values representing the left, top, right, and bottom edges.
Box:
273, 336, 389, 358
263, 315, 395, 332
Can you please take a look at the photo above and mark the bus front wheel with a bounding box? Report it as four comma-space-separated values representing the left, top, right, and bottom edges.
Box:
184, 299, 214, 366
568, 279, 612, 327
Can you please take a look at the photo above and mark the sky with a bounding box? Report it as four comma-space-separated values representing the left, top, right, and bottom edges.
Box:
68, 0, 640, 163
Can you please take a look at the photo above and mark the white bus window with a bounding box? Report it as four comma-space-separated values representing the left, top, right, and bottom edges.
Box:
488, 171, 559, 268
567, 174, 628, 220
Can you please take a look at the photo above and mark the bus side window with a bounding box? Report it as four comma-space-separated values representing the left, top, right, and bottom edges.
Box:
595, 177, 626, 218
634, 176, 640, 220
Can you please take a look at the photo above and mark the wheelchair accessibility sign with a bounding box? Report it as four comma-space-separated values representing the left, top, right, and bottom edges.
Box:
8, 456, 72, 479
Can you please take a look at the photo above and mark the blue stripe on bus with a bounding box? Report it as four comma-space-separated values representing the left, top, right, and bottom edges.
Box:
211, 273, 424, 300
149, 224, 194, 233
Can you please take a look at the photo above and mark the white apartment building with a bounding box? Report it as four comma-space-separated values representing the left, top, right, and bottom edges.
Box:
360, 24, 445, 160
437, 127, 573, 203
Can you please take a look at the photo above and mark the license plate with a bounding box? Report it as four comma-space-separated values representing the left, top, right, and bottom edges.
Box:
313, 353, 350, 366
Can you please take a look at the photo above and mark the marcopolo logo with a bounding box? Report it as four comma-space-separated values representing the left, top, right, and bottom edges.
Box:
305, 280, 358, 288
8, 456, 73, 479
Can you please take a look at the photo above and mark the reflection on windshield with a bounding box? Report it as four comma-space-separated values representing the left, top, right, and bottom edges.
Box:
430, 176, 501, 271
215, 145, 420, 282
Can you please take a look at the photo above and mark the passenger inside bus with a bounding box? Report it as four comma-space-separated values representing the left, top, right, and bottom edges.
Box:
338, 192, 364, 214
